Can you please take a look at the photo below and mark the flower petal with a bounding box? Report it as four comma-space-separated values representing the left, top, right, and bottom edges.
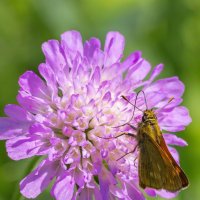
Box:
38, 63, 58, 97
6, 135, 49, 160
145, 77, 185, 98
91, 66, 101, 85
158, 106, 192, 132
19, 71, 49, 99
4, 104, 31, 121
102, 63, 122, 81
84, 37, 104, 67
155, 97, 183, 109
93, 186, 103, 200
42, 39, 66, 71
6, 124, 53, 160
20, 159, 59, 198
125, 59, 151, 84
98, 167, 117, 200
17, 90, 51, 114
168, 146, 179, 164
145, 188, 156, 197
61, 30, 83, 60
51, 172, 75, 200
104, 32, 125, 67
156, 189, 178, 199
164, 133, 188, 146
145, 92, 166, 109
79, 188, 93, 200
0, 118, 29, 140
121, 51, 142, 71
149, 64, 164, 82
125, 182, 145, 200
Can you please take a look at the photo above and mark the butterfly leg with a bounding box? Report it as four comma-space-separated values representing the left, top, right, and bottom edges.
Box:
117, 144, 138, 161
96, 132, 136, 139
134, 156, 138, 168
128, 124, 137, 131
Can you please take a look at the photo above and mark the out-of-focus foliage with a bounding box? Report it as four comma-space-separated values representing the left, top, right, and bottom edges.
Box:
0, 0, 199, 199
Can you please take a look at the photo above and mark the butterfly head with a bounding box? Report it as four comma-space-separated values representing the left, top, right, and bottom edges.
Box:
142, 109, 157, 123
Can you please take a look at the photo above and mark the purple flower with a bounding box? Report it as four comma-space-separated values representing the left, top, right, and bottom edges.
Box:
0, 31, 191, 200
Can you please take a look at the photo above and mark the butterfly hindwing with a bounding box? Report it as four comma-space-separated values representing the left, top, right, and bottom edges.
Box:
158, 133, 189, 187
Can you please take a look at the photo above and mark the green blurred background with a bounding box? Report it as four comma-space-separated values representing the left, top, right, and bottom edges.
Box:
0, 0, 199, 199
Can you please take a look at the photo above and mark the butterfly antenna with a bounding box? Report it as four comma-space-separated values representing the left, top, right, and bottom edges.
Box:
113, 92, 143, 128
96, 133, 127, 139
155, 97, 175, 114
140, 90, 148, 110
121, 96, 143, 112
168, 97, 175, 104
123, 90, 148, 124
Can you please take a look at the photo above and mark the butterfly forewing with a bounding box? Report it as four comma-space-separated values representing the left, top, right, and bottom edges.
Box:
138, 130, 188, 192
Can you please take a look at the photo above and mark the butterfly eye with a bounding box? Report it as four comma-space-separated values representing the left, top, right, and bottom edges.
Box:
142, 115, 146, 121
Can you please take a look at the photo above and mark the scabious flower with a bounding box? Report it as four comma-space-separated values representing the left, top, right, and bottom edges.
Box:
0, 31, 191, 200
